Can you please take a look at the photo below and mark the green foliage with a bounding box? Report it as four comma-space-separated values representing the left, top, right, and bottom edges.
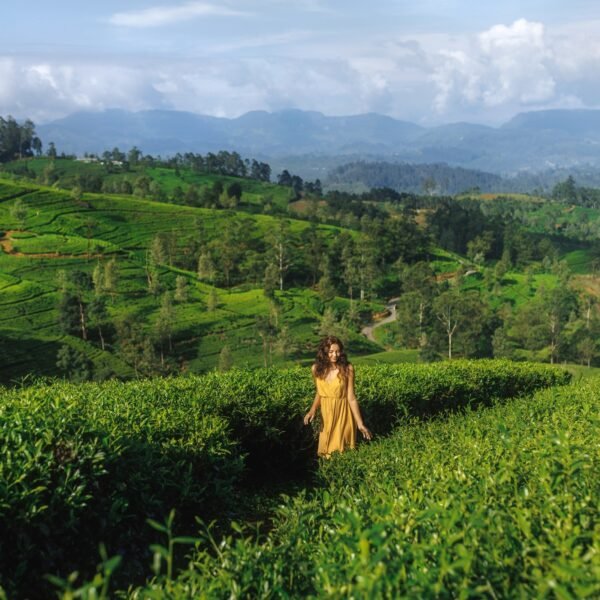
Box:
0, 361, 570, 594
0, 377, 242, 597
133, 378, 599, 599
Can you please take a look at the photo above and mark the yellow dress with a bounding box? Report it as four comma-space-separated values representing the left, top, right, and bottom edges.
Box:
316, 374, 356, 457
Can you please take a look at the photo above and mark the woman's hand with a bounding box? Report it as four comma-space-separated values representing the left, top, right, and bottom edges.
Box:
304, 410, 316, 425
358, 423, 372, 440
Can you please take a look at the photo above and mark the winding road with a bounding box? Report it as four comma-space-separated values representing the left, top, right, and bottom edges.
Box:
361, 297, 400, 342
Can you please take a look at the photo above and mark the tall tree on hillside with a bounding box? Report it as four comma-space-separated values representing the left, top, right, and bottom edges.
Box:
116, 315, 157, 377
357, 234, 379, 301
577, 337, 597, 367
103, 258, 119, 301
267, 219, 294, 292
300, 222, 326, 285
263, 263, 279, 299
56, 345, 93, 382
400, 261, 438, 343
155, 292, 175, 368
341, 240, 360, 306
213, 217, 253, 287
0, 116, 40, 162
256, 314, 278, 367
218, 345, 233, 371
88, 296, 109, 351
10, 199, 28, 230
197, 250, 216, 283
174, 276, 189, 303
92, 261, 104, 296
432, 290, 487, 359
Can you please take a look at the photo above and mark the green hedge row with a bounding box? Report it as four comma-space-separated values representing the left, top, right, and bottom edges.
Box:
134, 380, 599, 599
0, 360, 570, 596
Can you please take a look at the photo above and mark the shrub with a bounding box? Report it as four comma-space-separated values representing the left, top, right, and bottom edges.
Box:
134, 380, 599, 598
0, 360, 570, 596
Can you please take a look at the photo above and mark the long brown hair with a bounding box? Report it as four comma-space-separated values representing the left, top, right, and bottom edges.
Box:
313, 336, 350, 381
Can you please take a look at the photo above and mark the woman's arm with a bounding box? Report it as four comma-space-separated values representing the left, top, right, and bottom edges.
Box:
346, 365, 372, 439
304, 391, 321, 425
304, 364, 321, 425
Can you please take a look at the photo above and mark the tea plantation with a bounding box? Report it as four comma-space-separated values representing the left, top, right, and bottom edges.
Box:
3, 360, 598, 598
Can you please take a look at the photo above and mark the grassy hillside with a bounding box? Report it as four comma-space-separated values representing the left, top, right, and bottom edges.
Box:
3, 157, 600, 382
0, 176, 382, 383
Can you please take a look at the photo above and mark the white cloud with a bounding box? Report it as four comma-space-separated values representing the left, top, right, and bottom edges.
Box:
109, 2, 249, 28
431, 19, 556, 117
0, 58, 165, 122
4, 17, 600, 126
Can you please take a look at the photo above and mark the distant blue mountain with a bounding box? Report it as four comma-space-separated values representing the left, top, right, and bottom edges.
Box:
36, 108, 600, 175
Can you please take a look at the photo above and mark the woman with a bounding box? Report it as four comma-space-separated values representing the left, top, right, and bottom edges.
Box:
304, 336, 372, 457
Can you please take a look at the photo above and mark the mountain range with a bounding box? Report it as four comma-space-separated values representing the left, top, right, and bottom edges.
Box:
37, 108, 600, 177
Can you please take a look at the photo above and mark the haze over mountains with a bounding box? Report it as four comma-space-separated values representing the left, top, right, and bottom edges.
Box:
37, 108, 600, 178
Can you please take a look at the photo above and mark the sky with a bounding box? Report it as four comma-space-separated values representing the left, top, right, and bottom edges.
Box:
4, 0, 600, 125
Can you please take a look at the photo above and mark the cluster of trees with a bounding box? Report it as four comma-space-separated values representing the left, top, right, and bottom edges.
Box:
384, 260, 600, 365
55, 259, 193, 378
189, 213, 428, 294
326, 161, 506, 195
0, 116, 42, 162
552, 175, 600, 209
75, 148, 273, 182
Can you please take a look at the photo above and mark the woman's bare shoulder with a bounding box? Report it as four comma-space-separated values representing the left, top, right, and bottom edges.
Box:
311, 363, 318, 376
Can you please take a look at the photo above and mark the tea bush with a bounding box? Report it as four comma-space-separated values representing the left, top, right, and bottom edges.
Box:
0, 380, 241, 597
0, 360, 571, 596
134, 380, 599, 598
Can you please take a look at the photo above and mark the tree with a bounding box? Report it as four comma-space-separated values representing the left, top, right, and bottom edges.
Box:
58, 270, 92, 341
103, 258, 119, 300
212, 218, 251, 287
432, 290, 487, 359
47, 141, 57, 159
88, 296, 109, 351
127, 146, 142, 166
277, 170, 293, 187
207, 288, 219, 312
10, 199, 28, 230
318, 307, 348, 342
0, 116, 39, 162
492, 326, 514, 359
116, 315, 157, 377
577, 337, 597, 367
399, 261, 437, 343
84, 218, 97, 260
274, 325, 297, 359
227, 182, 243, 202
542, 287, 579, 364
155, 292, 175, 367
317, 263, 337, 302
218, 345, 233, 371
57, 293, 82, 336
552, 175, 578, 203
466, 232, 493, 265
197, 250, 216, 282
92, 261, 104, 295
56, 345, 93, 382
300, 222, 326, 285
357, 233, 379, 301
263, 263, 279, 299
342, 241, 361, 306
174, 276, 189, 303
256, 315, 278, 366
267, 219, 294, 291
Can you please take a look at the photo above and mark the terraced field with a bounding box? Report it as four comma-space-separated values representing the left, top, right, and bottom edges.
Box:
0, 178, 379, 382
